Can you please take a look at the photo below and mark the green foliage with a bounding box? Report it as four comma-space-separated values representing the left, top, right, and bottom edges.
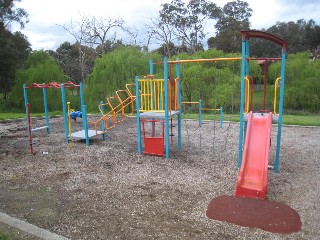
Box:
0, 230, 8, 240
85, 47, 162, 112
208, 0, 252, 53
159, 0, 221, 53
177, 49, 241, 113
0, 27, 31, 98
268, 52, 320, 112
8, 50, 75, 113
0, 0, 29, 29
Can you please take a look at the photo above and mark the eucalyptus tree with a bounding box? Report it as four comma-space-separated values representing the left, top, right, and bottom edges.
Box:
146, 15, 177, 57
265, 19, 320, 58
0, 0, 28, 29
158, 0, 221, 54
0, 0, 30, 99
59, 15, 91, 83
59, 14, 127, 82
83, 16, 125, 56
208, 0, 252, 53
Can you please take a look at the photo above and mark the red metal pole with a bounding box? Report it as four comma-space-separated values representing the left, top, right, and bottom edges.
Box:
263, 60, 268, 111
27, 103, 34, 155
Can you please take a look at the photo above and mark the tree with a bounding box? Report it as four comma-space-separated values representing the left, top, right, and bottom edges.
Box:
208, 0, 252, 53
0, 25, 30, 98
0, 0, 30, 99
305, 19, 320, 60
9, 51, 69, 112
146, 15, 177, 57
214, 0, 251, 32
59, 14, 127, 82
83, 16, 125, 56
255, 19, 320, 58
159, 0, 221, 54
59, 15, 96, 83
85, 46, 158, 112
0, 0, 28, 29
267, 20, 308, 53
50, 41, 86, 83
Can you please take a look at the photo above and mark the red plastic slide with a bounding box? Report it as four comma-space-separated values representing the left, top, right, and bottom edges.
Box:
236, 111, 273, 199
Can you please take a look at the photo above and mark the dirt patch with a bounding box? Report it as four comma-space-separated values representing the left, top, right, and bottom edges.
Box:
206, 195, 301, 233
0, 116, 319, 239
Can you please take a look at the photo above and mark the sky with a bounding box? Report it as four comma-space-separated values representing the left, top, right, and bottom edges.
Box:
12, 0, 320, 51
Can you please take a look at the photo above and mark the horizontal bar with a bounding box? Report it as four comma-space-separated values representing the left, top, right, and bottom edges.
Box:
154, 57, 280, 65
202, 108, 221, 111
139, 110, 165, 113
32, 126, 48, 132
181, 101, 199, 104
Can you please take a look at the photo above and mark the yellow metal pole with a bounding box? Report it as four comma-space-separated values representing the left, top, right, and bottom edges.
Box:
274, 77, 281, 116
168, 57, 242, 64
244, 76, 250, 114
67, 102, 72, 148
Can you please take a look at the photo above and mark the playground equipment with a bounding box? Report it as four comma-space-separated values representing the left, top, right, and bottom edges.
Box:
236, 30, 287, 199
23, 81, 86, 153
70, 109, 82, 121
135, 58, 182, 158
138, 56, 242, 158
23, 80, 136, 153
84, 83, 136, 140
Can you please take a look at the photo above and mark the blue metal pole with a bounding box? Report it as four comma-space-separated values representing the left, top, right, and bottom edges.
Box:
274, 49, 287, 172
149, 59, 153, 75
238, 35, 247, 168
135, 76, 142, 154
61, 84, 69, 143
220, 107, 223, 128
245, 39, 250, 76
80, 82, 87, 130
164, 57, 170, 159
80, 82, 84, 110
23, 84, 29, 129
199, 99, 202, 128
82, 104, 89, 145
176, 61, 182, 150
100, 100, 106, 141
42, 84, 50, 134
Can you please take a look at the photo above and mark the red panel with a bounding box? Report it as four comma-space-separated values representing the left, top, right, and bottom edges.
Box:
143, 137, 165, 156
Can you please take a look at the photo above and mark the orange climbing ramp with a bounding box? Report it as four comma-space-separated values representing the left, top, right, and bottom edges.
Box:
235, 111, 273, 199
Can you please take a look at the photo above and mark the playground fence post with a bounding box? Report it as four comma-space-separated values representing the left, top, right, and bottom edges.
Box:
220, 107, 223, 128
42, 84, 50, 133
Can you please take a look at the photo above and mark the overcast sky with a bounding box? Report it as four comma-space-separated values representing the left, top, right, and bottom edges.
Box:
13, 0, 320, 51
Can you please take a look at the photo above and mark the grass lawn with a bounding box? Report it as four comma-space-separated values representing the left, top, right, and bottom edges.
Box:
0, 111, 319, 126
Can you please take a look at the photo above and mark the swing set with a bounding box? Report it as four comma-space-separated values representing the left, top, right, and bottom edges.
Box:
23, 81, 85, 154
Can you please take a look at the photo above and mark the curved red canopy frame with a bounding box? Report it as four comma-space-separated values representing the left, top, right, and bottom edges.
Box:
241, 30, 287, 51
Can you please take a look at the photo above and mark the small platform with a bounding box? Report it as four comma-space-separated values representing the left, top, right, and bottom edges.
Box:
140, 111, 180, 119
71, 130, 104, 140
244, 112, 279, 123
